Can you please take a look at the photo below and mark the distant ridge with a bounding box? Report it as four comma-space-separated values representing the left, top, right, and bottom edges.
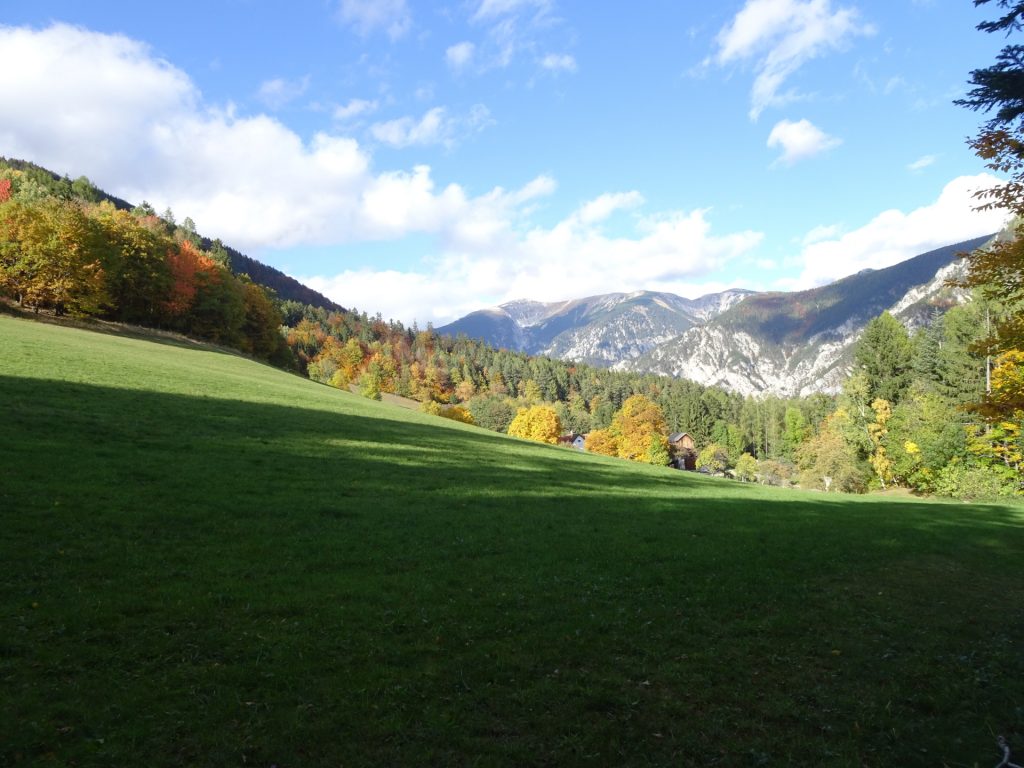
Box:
440, 234, 996, 395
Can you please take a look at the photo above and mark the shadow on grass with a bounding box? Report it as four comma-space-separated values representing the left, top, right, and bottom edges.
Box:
3, 374, 1021, 552
4, 375, 1024, 767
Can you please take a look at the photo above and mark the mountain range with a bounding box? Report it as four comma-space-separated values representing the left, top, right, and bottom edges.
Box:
438, 235, 995, 396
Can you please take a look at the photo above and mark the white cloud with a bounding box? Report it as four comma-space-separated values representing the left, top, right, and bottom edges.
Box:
575, 191, 643, 225
302, 197, 763, 325
445, 41, 476, 71
540, 53, 576, 72
767, 118, 841, 165
712, 0, 874, 119
793, 173, 1007, 288
257, 75, 309, 110
464, 0, 563, 73
0, 24, 495, 251
333, 98, 378, 121
0, 23, 767, 326
907, 154, 936, 172
801, 223, 842, 245
472, 0, 551, 22
0, 23, 197, 187
337, 0, 411, 40
370, 105, 493, 148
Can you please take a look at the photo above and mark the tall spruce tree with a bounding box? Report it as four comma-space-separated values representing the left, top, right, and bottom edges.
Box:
853, 311, 914, 404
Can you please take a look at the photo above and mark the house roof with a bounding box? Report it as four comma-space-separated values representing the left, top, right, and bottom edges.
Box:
668, 432, 690, 443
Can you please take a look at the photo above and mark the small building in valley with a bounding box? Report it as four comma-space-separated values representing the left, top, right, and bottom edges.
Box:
668, 432, 698, 470
558, 433, 587, 451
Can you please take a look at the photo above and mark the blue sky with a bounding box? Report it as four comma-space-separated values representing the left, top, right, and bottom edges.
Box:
0, 1, 1010, 325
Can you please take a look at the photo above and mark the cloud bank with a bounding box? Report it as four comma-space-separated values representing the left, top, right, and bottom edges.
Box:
0, 23, 1004, 326
792, 173, 1007, 288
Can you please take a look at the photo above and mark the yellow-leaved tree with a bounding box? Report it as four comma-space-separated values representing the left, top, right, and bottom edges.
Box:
507, 405, 561, 444
584, 429, 619, 456
609, 394, 670, 465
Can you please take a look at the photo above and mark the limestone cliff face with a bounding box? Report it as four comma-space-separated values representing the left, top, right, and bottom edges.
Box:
439, 235, 993, 395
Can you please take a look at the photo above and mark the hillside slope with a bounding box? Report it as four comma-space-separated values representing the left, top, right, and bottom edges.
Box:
440, 236, 994, 395
626, 235, 993, 394
2, 315, 1023, 767
0, 156, 341, 312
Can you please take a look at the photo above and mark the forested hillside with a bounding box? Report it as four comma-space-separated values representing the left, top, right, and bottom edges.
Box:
0, 158, 340, 313
1, 156, 1020, 501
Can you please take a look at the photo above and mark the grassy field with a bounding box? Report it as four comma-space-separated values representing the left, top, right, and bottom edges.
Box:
2, 313, 1023, 767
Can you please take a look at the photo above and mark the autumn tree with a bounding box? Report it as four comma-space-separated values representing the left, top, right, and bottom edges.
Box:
0, 198, 107, 315
436, 405, 475, 425
94, 205, 173, 324
609, 394, 670, 465
696, 443, 729, 474
164, 239, 209, 319
796, 409, 869, 492
584, 429, 619, 457
866, 398, 894, 488
734, 452, 758, 482
507, 405, 561, 444
884, 387, 967, 492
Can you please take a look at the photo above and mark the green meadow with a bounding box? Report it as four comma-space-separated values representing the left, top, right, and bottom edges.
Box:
2, 313, 1022, 767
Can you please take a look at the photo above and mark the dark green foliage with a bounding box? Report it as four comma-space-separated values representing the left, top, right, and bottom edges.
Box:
911, 310, 944, 389
956, 1, 1024, 131
183, 266, 246, 344
467, 393, 516, 432
854, 311, 914, 404
937, 302, 991, 402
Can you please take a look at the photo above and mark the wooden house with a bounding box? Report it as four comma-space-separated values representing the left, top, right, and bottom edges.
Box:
668, 432, 697, 470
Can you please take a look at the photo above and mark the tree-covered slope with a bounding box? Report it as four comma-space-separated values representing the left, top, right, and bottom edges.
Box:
715, 236, 993, 345
2, 314, 1023, 767
0, 157, 341, 313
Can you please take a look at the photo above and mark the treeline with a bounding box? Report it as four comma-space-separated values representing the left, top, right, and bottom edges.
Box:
282, 290, 1022, 501
791, 303, 1020, 498
0, 162, 291, 365
282, 301, 833, 457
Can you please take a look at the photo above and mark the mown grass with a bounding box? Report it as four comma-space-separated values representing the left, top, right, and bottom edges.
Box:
2, 314, 1023, 767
